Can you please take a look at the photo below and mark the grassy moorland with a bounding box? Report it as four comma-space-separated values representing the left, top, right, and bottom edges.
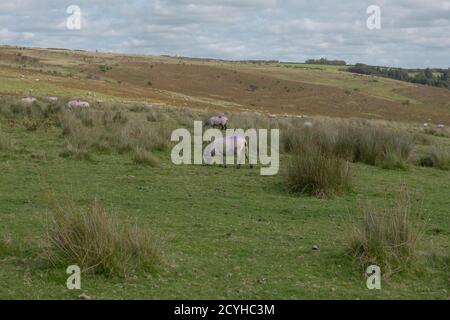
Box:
1, 46, 450, 123
0, 47, 449, 300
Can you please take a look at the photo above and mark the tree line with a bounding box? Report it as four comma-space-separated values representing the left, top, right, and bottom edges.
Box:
347, 64, 450, 89
305, 58, 347, 66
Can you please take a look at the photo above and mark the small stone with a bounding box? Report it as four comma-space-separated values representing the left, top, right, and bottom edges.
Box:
312, 245, 320, 251
78, 293, 91, 300
331, 287, 336, 292
256, 277, 267, 284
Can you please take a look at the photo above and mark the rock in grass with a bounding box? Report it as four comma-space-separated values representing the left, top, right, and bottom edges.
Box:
78, 293, 91, 300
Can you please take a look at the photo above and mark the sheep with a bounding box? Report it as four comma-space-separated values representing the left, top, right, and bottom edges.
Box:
303, 121, 313, 128
21, 97, 36, 105
204, 115, 228, 130
65, 99, 90, 109
203, 135, 252, 169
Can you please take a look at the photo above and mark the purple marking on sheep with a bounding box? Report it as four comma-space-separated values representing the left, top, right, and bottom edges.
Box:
204, 115, 228, 130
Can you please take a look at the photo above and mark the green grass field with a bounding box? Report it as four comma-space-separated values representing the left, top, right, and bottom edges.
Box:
0, 104, 449, 299
0, 46, 449, 300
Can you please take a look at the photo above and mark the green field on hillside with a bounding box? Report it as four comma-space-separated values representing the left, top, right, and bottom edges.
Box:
1, 99, 449, 299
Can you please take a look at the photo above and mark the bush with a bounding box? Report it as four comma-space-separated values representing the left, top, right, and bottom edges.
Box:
417, 146, 450, 170
350, 188, 422, 273
285, 145, 352, 198
132, 146, 160, 167
46, 201, 161, 277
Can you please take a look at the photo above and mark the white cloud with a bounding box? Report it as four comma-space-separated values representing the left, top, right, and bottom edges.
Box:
0, 0, 449, 68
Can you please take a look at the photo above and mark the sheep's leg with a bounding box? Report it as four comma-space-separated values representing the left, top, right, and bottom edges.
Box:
244, 144, 253, 168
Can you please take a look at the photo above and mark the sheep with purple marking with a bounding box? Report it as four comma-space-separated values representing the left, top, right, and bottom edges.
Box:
204, 115, 228, 130
65, 99, 90, 109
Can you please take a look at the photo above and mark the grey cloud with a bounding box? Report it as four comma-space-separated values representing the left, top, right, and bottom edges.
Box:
0, 0, 449, 68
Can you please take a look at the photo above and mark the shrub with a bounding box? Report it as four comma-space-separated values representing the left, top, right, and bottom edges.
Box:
350, 188, 422, 273
132, 146, 160, 167
417, 146, 450, 170
285, 145, 352, 198
46, 201, 161, 277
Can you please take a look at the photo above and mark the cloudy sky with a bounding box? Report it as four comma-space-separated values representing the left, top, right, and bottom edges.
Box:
1, 0, 449, 68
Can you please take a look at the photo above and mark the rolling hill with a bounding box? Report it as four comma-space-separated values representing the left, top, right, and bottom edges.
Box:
1, 45, 449, 124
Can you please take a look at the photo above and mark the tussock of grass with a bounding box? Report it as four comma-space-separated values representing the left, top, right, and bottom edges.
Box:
46, 201, 161, 277
334, 125, 413, 168
146, 109, 170, 122
132, 146, 160, 167
281, 121, 413, 170
350, 188, 423, 273
59, 109, 172, 155
417, 146, 450, 170
0, 97, 62, 123
285, 145, 352, 198
59, 143, 93, 161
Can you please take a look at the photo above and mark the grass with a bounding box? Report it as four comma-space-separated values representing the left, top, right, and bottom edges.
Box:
281, 121, 413, 170
132, 146, 160, 167
0, 51, 449, 300
350, 188, 423, 274
58, 108, 172, 155
2, 46, 450, 125
284, 146, 352, 198
416, 146, 450, 170
0, 99, 449, 299
46, 200, 161, 277
0, 130, 14, 151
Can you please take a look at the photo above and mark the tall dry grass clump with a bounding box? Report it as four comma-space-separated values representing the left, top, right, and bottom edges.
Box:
334, 124, 413, 168
285, 143, 352, 198
280, 120, 413, 169
58, 108, 172, 158
0, 97, 61, 133
46, 201, 161, 277
132, 146, 160, 167
417, 146, 450, 170
350, 188, 423, 273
